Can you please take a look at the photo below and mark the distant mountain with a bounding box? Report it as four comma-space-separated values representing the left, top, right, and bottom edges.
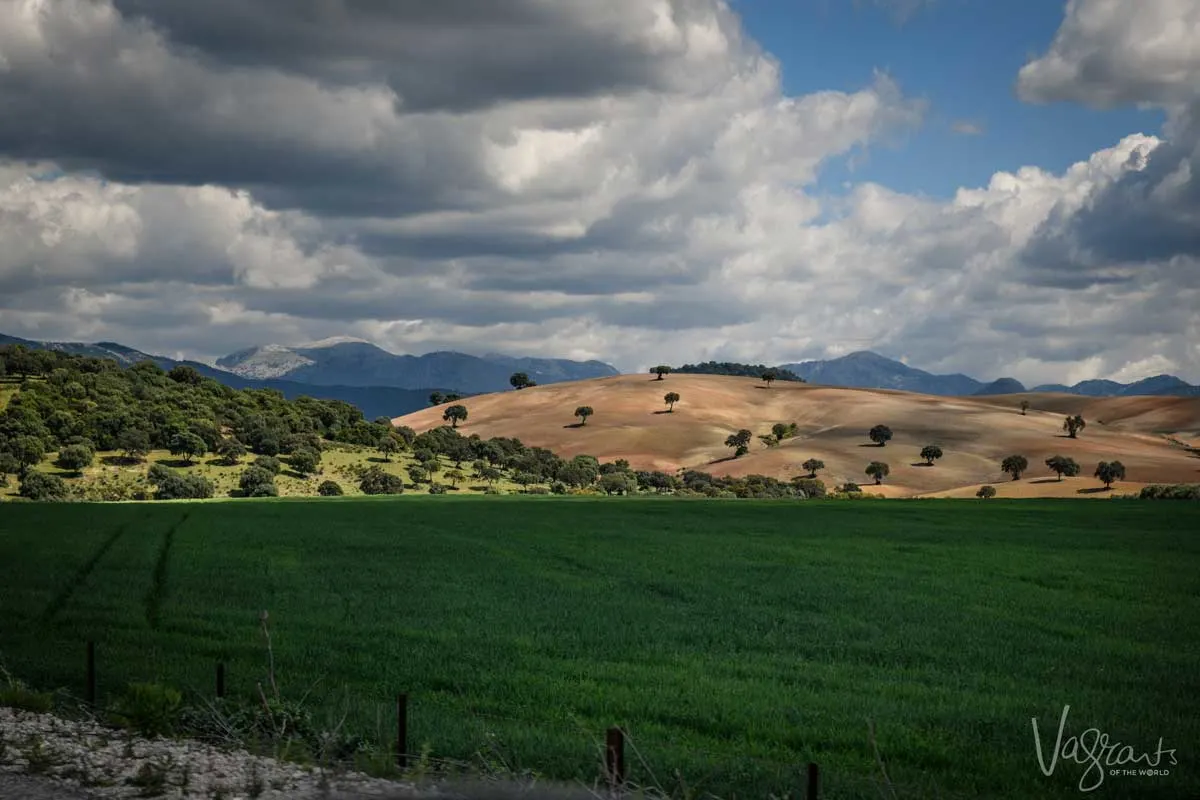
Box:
782, 351, 984, 395
0, 334, 450, 419
784, 350, 1200, 397
216, 341, 619, 392
973, 378, 1027, 396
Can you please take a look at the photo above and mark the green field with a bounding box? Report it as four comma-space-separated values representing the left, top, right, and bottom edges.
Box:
1, 499, 1197, 799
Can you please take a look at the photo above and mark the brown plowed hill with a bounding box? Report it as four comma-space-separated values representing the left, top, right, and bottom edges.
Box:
393, 375, 1200, 497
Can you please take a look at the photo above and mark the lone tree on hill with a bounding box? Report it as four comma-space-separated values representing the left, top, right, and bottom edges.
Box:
429, 391, 444, 406
865, 461, 890, 485
574, 406, 594, 426
1001, 454, 1029, 480
920, 445, 943, 466
1045, 455, 1080, 481
869, 424, 893, 446
509, 372, 535, 390
762, 369, 778, 387
168, 432, 206, 465
1063, 414, 1086, 438
772, 422, 798, 441
664, 391, 680, 411
976, 485, 997, 499
214, 437, 247, 466
801, 458, 825, 478
56, 444, 94, 474
724, 429, 753, 458
378, 436, 400, 462
443, 404, 468, 428
1094, 460, 1126, 489
1020, 400, 1031, 415
652, 365, 672, 380
116, 429, 151, 463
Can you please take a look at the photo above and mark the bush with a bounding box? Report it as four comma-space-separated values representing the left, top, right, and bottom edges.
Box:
550, 481, 567, 495
840, 482, 862, 493
524, 485, 550, 495
1138, 484, 1200, 500
360, 466, 405, 495
428, 484, 447, 494
249, 483, 279, 498
56, 443, 94, 472
107, 682, 182, 738
977, 485, 997, 499
155, 473, 215, 500
791, 477, 826, 498
239, 465, 276, 496
317, 480, 344, 497
252, 456, 283, 476
18, 471, 68, 502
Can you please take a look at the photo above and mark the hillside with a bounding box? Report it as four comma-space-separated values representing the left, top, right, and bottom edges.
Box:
394, 374, 1200, 498
0, 333, 452, 418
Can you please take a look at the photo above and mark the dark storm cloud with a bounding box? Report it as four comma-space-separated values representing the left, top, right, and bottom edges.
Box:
111, 0, 726, 112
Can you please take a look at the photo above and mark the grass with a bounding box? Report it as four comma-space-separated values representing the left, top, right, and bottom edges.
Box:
1, 499, 1197, 799
0, 443, 527, 500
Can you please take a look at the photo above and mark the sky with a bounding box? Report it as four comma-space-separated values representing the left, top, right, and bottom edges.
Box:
0, 0, 1197, 386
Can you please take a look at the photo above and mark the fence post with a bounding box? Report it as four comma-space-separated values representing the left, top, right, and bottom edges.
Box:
216, 662, 225, 699
605, 726, 626, 786
396, 693, 408, 769
85, 641, 96, 705
806, 762, 819, 800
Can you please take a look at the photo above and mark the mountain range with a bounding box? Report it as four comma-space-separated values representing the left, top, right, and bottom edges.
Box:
215, 338, 620, 391
781, 351, 1200, 397
4, 333, 1197, 418
0, 333, 621, 418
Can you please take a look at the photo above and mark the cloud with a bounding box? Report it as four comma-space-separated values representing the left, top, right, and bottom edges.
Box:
0, 0, 1197, 388
950, 120, 984, 136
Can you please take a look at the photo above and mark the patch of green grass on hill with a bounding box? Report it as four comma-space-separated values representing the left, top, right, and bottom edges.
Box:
0, 444, 528, 500
1, 500, 1197, 798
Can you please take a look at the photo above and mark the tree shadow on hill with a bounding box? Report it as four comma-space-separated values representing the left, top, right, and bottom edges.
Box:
563, 422, 585, 429
1030, 477, 1063, 484
100, 455, 141, 467
858, 442, 886, 447
154, 458, 194, 469
366, 456, 390, 463
1077, 487, 1111, 494
652, 410, 673, 415
909, 462, 933, 467
707, 455, 737, 465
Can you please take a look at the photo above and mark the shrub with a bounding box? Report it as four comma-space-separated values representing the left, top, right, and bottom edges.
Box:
791, 477, 826, 498
524, 485, 550, 495
360, 466, 405, 495
252, 456, 283, 476
249, 483, 280, 498
977, 486, 997, 499
18, 471, 67, 502
56, 443, 94, 472
550, 481, 567, 495
107, 682, 182, 738
1138, 484, 1200, 500
317, 480, 344, 497
155, 473, 214, 500
239, 466, 276, 496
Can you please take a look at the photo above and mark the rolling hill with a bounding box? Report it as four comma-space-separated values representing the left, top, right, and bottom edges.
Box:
394, 374, 1200, 498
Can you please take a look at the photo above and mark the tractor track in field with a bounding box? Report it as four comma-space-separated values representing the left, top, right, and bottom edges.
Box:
144, 512, 191, 630
38, 525, 129, 625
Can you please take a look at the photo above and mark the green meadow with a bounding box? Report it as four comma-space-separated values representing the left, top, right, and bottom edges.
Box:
1, 498, 1197, 799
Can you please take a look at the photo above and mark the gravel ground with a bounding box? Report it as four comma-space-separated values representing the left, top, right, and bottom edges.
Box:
0, 707, 607, 800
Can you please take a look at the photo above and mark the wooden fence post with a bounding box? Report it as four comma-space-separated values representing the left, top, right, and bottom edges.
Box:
605, 726, 626, 786
396, 693, 408, 769
216, 662, 225, 699
806, 761, 819, 800
85, 641, 96, 705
